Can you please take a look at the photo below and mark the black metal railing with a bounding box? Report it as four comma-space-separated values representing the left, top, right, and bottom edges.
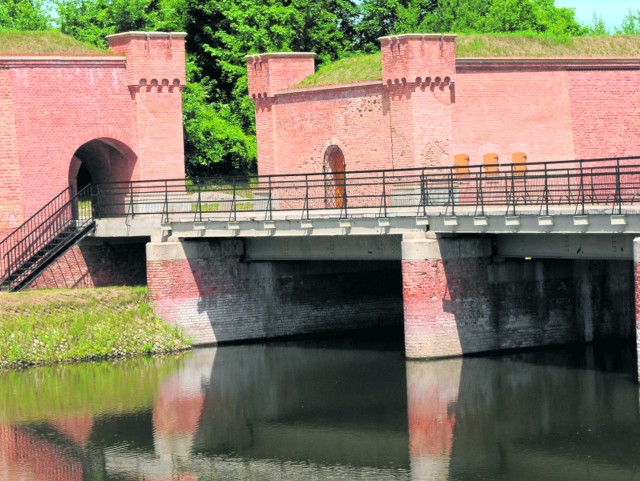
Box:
92, 156, 640, 222
0, 185, 94, 291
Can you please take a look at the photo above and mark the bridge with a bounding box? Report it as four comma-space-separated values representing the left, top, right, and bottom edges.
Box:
2, 155, 640, 376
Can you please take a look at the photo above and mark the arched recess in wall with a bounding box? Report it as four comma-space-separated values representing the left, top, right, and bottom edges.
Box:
323, 145, 346, 209
68, 138, 138, 216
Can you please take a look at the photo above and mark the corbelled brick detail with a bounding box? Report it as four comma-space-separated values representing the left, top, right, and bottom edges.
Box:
146, 239, 403, 345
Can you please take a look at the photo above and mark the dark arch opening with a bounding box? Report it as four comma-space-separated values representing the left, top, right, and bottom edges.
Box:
76, 163, 93, 192
323, 145, 346, 209
68, 138, 137, 191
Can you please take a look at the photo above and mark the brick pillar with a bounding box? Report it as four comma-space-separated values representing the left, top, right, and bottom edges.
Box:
380, 34, 456, 169
402, 233, 493, 358
634, 238, 640, 381
107, 32, 187, 180
246, 53, 315, 176
406, 359, 461, 480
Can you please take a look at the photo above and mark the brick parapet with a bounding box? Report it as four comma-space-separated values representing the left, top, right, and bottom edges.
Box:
247, 52, 316, 98
107, 32, 187, 92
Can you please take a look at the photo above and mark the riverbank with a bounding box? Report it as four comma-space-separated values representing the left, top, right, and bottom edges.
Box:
0, 286, 191, 369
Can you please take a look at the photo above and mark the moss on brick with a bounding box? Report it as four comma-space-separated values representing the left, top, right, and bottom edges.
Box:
0, 31, 112, 55
296, 34, 640, 88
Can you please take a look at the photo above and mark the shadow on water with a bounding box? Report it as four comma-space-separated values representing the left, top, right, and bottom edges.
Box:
1, 329, 640, 481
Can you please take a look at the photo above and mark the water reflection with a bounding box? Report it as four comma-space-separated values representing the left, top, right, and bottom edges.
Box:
1, 337, 640, 481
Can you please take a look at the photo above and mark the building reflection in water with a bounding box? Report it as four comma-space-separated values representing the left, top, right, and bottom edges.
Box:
2, 339, 640, 481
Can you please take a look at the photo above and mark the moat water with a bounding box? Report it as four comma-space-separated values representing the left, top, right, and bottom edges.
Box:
1, 329, 640, 481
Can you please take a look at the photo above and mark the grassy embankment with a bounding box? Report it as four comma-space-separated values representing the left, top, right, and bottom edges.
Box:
296, 33, 640, 87
0, 30, 112, 55
0, 287, 190, 369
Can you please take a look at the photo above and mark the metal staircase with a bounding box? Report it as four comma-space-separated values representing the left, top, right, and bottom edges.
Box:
0, 185, 95, 292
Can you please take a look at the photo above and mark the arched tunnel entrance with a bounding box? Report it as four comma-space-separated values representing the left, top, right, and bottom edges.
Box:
68, 138, 138, 193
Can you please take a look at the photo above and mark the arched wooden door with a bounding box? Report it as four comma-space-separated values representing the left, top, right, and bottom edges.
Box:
323, 145, 346, 209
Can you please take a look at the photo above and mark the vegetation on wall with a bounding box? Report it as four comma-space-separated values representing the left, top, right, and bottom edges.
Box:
1, 0, 638, 175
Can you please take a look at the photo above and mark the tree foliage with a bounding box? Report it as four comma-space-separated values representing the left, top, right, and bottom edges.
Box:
0, 0, 50, 30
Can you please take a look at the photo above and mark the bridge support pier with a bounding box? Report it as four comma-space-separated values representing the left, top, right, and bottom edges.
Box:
634, 238, 640, 381
402, 233, 493, 358
402, 233, 634, 359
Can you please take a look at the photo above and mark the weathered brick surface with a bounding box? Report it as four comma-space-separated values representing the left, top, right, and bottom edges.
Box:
403, 236, 633, 358
30, 240, 147, 289
147, 239, 403, 345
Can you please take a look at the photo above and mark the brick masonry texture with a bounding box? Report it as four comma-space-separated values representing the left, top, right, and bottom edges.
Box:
249, 35, 640, 177
147, 239, 404, 345
30, 239, 147, 289
403, 236, 634, 358
0, 32, 186, 229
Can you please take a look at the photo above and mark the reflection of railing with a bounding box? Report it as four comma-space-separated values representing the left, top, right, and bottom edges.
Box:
93, 156, 640, 222
0, 185, 94, 291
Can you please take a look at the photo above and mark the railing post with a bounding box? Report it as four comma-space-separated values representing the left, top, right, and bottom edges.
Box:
382, 170, 388, 218
163, 180, 169, 224
127, 181, 134, 218
615, 158, 622, 214
544, 162, 549, 216
303, 174, 310, 220
341, 172, 348, 218
231, 178, 237, 221
510, 163, 516, 215
579, 160, 585, 215
448, 168, 455, 216
267, 176, 273, 221
476, 166, 485, 216
197, 181, 203, 222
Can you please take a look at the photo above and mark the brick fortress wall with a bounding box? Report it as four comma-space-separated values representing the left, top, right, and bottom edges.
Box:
249, 35, 640, 177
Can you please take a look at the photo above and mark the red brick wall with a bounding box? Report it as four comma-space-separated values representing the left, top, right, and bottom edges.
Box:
453, 69, 576, 166
247, 53, 315, 98
251, 37, 640, 177
266, 85, 391, 175
569, 70, 640, 159
30, 240, 147, 289
0, 32, 186, 231
147, 239, 403, 345
0, 70, 24, 239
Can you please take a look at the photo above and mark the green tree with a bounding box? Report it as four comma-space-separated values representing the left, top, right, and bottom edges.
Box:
55, 0, 185, 47
0, 0, 51, 30
617, 9, 640, 35
185, 0, 357, 173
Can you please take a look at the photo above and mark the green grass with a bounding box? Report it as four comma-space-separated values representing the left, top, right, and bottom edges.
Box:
0, 31, 112, 55
296, 33, 640, 87
186, 177, 258, 199
192, 201, 255, 213
0, 286, 190, 369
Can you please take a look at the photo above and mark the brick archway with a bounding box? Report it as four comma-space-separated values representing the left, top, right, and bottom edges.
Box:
323, 145, 346, 209
68, 138, 138, 192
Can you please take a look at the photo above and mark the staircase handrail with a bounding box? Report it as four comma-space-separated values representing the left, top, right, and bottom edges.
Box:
0, 184, 94, 284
